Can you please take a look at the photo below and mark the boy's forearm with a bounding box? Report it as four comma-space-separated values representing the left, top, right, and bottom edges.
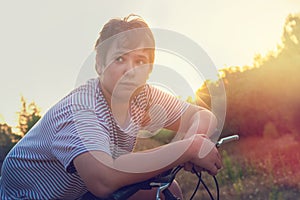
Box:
183, 109, 217, 139
113, 137, 195, 173
75, 135, 207, 198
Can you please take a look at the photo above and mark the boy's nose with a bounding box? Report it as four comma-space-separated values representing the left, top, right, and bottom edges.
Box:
124, 60, 136, 76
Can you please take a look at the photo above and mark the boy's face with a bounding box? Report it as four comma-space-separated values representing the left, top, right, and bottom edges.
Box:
100, 45, 152, 103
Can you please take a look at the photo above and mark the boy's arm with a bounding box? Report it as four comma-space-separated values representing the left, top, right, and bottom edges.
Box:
166, 104, 217, 140
74, 134, 220, 198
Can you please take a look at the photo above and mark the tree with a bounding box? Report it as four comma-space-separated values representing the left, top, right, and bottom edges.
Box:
281, 14, 300, 55
0, 123, 21, 161
17, 96, 41, 136
195, 13, 300, 137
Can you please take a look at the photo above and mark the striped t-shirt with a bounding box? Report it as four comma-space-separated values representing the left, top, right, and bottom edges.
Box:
0, 78, 189, 200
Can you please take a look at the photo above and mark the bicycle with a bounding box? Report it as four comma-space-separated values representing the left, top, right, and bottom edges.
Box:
81, 135, 239, 200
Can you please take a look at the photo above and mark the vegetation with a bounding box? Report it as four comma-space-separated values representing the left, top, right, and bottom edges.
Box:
0, 123, 21, 163
0, 13, 300, 199
0, 96, 41, 168
137, 13, 300, 199
194, 13, 300, 199
197, 13, 300, 138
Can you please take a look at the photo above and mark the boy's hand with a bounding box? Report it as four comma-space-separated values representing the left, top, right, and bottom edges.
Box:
190, 135, 223, 176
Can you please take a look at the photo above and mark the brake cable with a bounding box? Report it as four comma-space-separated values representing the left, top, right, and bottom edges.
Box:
168, 165, 220, 200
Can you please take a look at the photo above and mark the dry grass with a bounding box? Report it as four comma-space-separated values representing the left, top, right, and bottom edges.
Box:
134, 134, 300, 200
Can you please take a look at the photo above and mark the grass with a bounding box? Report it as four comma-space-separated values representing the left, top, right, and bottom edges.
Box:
134, 132, 300, 200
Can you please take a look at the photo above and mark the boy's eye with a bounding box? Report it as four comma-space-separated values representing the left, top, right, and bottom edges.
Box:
137, 59, 149, 66
137, 60, 145, 65
116, 56, 124, 62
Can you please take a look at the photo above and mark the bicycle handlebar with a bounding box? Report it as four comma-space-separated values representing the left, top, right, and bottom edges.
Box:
107, 168, 179, 200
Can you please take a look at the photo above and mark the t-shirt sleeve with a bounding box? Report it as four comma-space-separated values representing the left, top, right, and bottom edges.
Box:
51, 108, 111, 173
143, 86, 190, 131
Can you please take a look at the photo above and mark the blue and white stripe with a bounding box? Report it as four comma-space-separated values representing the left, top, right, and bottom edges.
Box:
0, 78, 189, 199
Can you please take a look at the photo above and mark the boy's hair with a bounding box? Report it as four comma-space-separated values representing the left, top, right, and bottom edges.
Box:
94, 14, 155, 74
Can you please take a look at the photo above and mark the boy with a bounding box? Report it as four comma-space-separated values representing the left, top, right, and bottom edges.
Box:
0, 14, 222, 200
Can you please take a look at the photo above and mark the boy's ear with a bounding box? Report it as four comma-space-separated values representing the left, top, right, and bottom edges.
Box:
95, 64, 101, 75
95, 56, 103, 75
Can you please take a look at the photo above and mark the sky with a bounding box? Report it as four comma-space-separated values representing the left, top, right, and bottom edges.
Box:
0, 0, 299, 127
